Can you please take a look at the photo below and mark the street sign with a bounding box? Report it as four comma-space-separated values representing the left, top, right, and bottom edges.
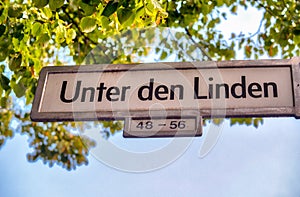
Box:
31, 58, 300, 122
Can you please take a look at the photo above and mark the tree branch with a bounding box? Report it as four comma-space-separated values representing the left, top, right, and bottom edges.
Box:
63, 8, 98, 46
184, 28, 213, 61
167, 29, 196, 61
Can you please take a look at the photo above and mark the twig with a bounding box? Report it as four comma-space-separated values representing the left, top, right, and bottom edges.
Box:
184, 27, 212, 61
63, 8, 98, 46
168, 29, 196, 61
232, 15, 264, 41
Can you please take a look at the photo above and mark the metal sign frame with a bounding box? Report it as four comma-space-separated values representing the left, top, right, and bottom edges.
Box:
31, 58, 300, 122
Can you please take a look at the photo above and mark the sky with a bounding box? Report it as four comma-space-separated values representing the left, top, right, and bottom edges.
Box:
1, 5, 300, 197
1, 118, 300, 197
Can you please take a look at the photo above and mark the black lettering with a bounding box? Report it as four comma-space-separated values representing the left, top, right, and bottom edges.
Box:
97, 83, 107, 102
121, 86, 131, 101
194, 77, 207, 99
138, 78, 154, 101
216, 83, 229, 98
170, 85, 184, 100
155, 85, 168, 100
231, 76, 246, 98
248, 83, 262, 98
106, 86, 120, 101
60, 80, 81, 103
208, 77, 213, 99
81, 87, 95, 102
208, 84, 213, 99
263, 82, 278, 97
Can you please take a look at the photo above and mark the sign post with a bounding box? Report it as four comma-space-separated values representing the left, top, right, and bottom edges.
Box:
31, 58, 300, 137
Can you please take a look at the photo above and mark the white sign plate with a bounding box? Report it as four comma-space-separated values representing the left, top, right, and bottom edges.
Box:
31, 58, 300, 121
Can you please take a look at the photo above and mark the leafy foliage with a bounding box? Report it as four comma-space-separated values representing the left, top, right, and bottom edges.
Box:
23, 121, 95, 170
0, 0, 299, 170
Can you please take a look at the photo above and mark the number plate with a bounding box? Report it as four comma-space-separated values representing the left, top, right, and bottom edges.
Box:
123, 116, 202, 138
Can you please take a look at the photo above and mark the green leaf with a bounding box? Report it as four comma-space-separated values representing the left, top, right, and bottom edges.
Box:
9, 54, 22, 71
82, 0, 91, 4
12, 81, 26, 98
49, 0, 64, 11
32, 22, 43, 37
55, 25, 66, 43
79, 2, 96, 16
121, 14, 135, 28
117, 8, 133, 25
67, 29, 76, 40
102, 1, 118, 17
293, 28, 300, 36
212, 118, 224, 125
245, 118, 252, 126
80, 17, 97, 33
0, 97, 8, 108
135, 6, 144, 19
0, 8, 3, 16
175, 32, 182, 40
33, 58, 42, 71
202, 5, 209, 15
8, 5, 23, 18
36, 33, 50, 45
100, 16, 110, 29
216, 0, 223, 6
0, 64, 4, 72
66, 28, 76, 44
0, 74, 10, 91
294, 35, 300, 45
0, 25, 5, 37
41, 7, 53, 19
230, 5, 238, 14
33, 0, 49, 8
0, 50, 8, 62
160, 51, 167, 60
253, 118, 263, 128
